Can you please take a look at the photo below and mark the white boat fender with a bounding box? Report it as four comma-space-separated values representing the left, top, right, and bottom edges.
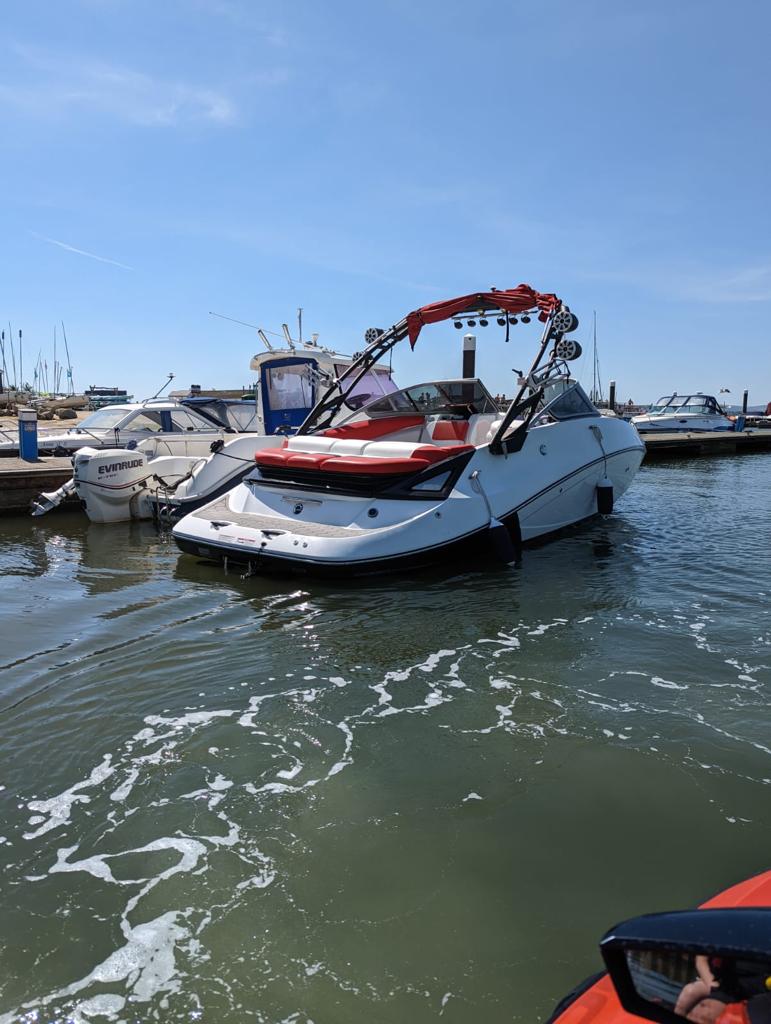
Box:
596, 477, 613, 516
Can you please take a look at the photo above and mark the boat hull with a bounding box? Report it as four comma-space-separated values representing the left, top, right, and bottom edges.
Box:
173, 418, 645, 577
632, 413, 735, 433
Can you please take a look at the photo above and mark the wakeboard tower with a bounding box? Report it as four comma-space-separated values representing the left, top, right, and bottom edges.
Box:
172, 284, 646, 577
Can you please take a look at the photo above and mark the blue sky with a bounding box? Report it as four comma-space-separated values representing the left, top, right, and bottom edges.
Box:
2, 0, 770, 406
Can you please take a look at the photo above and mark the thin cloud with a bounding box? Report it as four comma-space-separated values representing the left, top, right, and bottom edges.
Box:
579, 261, 771, 303
191, 221, 439, 292
3, 46, 240, 126
33, 233, 134, 270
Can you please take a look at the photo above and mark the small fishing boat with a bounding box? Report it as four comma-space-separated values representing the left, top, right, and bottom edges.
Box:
632, 394, 735, 433
547, 869, 771, 1024
31, 345, 396, 522
173, 284, 645, 577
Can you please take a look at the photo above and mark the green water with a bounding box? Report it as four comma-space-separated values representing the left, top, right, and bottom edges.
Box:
0, 455, 769, 1023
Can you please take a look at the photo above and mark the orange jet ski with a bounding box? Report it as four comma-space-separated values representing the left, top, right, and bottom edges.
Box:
547, 871, 771, 1024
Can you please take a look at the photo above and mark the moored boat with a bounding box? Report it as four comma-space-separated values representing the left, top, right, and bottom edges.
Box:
632, 394, 735, 433
172, 284, 646, 577
30, 344, 396, 522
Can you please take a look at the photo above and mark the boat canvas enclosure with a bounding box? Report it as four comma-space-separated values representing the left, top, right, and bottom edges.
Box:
259, 356, 317, 436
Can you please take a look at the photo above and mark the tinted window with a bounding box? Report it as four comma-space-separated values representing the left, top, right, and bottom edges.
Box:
345, 370, 398, 411
127, 413, 164, 432
543, 384, 597, 419
170, 410, 214, 432
363, 380, 497, 416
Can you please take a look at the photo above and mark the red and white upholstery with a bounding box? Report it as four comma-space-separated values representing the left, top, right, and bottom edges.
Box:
254, 436, 473, 476
253, 415, 475, 476
428, 419, 469, 443
322, 416, 424, 442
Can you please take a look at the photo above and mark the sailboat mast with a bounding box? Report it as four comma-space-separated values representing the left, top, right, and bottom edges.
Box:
62, 321, 74, 395
591, 311, 604, 404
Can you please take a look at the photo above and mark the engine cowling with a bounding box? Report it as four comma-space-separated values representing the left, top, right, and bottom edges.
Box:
73, 447, 151, 523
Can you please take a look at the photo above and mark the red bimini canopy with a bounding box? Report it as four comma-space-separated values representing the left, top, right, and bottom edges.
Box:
405, 284, 561, 348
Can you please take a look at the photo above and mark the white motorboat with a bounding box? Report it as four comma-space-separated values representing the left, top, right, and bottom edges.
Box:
31, 346, 396, 522
632, 393, 735, 433
172, 285, 645, 577
5, 397, 240, 458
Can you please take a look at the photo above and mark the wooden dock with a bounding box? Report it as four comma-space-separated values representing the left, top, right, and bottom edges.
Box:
0, 457, 74, 514
642, 428, 771, 458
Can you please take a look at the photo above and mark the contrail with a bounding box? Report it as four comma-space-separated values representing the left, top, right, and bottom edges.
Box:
32, 232, 134, 270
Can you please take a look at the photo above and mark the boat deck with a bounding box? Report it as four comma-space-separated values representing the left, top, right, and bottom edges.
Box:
194, 494, 369, 537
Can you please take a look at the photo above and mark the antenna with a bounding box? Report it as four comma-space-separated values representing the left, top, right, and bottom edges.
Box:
257, 329, 274, 352
209, 310, 263, 332
298, 307, 303, 345
150, 372, 175, 399
208, 310, 283, 353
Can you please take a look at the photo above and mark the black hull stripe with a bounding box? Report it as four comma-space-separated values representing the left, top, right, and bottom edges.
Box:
175, 527, 493, 578
510, 445, 643, 513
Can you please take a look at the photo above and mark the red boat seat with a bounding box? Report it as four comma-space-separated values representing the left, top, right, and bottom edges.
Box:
254, 448, 293, 467
430, 419, 469, 442
324, 456, 431, 475
411, 443, 473, 464
322, 416, 424, 440
285, 452, 332, 470
254, 441, 473, 476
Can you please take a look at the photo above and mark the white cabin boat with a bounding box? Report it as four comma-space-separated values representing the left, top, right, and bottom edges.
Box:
632, 394, 735, 433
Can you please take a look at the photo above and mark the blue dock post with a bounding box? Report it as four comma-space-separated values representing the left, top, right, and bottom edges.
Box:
18, 408, 38, 462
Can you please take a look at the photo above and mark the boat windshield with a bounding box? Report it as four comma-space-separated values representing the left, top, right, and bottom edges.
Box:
538, 379, 598, 420
337, 367, 398, 411
650, 395, 719, 414
358, 380, 498, 418
76, 407, 130, 431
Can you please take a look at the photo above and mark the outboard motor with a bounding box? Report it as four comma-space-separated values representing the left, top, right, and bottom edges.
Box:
30, 479, 77, 517
73, 447, 151, 523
